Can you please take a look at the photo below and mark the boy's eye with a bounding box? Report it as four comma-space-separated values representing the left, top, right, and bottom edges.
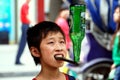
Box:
60, 40, 65, 44
48, 41, 54, 44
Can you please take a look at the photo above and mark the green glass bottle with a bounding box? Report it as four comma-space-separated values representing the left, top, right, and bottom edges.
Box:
70, 3, 86, 63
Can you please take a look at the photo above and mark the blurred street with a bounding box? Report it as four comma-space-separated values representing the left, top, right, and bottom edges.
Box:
0, 45, 40, 80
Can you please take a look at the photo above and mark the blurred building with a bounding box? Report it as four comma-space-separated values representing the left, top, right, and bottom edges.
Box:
0, 0, 45, 44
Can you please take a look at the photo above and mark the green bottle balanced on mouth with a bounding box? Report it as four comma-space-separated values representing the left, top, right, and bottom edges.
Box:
69, 3, 86, 63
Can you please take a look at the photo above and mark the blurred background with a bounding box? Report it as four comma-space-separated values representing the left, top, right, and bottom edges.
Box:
0, 0, 116, 80
0, 0, 79, 80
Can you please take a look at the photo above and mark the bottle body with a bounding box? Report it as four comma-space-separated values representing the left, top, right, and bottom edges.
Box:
70, 4, 86, 62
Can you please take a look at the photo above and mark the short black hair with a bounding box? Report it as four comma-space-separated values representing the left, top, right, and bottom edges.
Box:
27, 21, 65, 65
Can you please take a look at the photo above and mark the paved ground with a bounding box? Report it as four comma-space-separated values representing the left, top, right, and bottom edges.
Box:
0, 44, 40, 80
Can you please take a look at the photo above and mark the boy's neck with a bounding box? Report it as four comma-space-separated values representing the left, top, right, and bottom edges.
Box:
36, 67, 65, 80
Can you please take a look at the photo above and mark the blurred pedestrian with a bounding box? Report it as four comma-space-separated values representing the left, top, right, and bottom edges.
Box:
15, 0, 31, 65
27, 21, 75, 80
110, 5, 120, 80
55, 4, 72, 51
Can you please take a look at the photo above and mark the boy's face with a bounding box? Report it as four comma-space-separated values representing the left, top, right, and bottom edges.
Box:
39, 32, 67, 68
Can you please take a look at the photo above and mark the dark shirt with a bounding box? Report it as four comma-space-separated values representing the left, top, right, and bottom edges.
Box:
32, 74, 75, 80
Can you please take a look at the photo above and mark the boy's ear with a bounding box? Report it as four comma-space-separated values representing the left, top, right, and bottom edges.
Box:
30, 47, 40, 57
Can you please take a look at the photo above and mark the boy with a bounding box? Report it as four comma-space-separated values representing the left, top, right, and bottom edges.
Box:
27, 21, 75, 80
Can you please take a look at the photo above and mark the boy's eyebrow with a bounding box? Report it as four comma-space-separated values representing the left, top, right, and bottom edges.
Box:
59, 37, 65, 40
46, 36, 64, 40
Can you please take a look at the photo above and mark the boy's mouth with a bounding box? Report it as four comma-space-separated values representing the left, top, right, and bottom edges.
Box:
54, 54, 79, 66
54, 54, 64, 58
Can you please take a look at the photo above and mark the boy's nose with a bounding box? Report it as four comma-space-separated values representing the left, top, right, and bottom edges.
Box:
55, 44, 62, 51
